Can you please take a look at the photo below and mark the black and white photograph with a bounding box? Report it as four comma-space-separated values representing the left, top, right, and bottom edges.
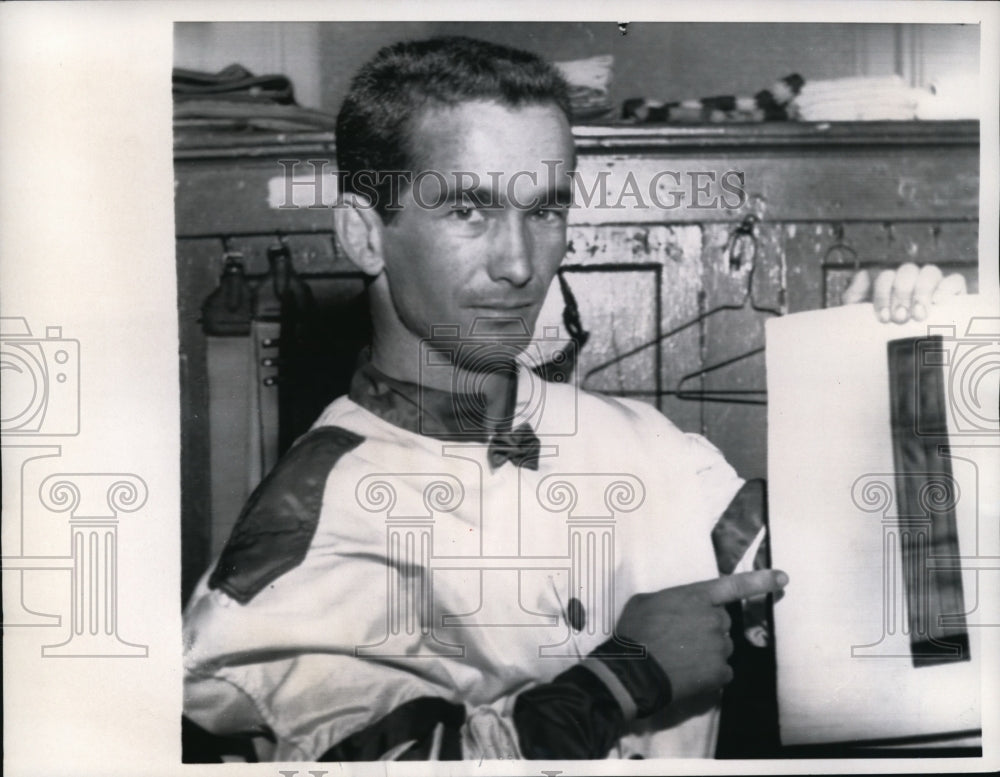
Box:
2, 4, 999, 776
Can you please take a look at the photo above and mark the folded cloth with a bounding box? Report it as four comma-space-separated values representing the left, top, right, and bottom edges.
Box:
792, 75, 924, 120
173, 64, 338, 133
174, 64, 296, 103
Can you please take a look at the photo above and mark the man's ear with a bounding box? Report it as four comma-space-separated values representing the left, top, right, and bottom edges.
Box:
334, 193, 386, 276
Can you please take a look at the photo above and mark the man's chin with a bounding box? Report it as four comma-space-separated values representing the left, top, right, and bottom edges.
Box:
420, 317, 534, 375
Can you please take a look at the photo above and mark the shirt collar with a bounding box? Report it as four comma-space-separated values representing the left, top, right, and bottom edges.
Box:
348, 350, 520, 443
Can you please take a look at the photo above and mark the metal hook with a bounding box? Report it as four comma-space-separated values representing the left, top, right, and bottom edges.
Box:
219, 236, 246, 275
824, 223, 859, 270
725, 214, 759, 272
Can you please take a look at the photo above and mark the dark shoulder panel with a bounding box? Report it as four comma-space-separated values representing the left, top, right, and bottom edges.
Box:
208, 425, 364, 604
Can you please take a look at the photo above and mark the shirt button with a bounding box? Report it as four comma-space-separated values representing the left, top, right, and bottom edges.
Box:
566, 597, 586, 632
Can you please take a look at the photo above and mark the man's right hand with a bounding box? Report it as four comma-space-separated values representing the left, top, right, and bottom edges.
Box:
615, 569, 789, 705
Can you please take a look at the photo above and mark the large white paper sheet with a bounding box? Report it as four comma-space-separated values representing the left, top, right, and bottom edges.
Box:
766, 295, 999, 746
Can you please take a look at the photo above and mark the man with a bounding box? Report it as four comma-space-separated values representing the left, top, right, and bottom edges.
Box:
183, 36, 966, 761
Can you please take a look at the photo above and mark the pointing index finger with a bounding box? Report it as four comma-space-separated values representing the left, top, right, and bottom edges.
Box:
706, 569, 789, 606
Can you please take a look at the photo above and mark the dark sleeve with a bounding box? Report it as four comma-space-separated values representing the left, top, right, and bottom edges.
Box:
513, 638, 673, 759
319, 696, 466, 761
316, 640, 671, 761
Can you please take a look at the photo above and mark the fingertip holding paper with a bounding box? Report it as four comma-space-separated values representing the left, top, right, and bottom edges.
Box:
765, 295, 999, 749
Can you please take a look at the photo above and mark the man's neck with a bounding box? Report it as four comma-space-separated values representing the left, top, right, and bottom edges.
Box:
370, 335, 518, 429
371, 332, 517, 432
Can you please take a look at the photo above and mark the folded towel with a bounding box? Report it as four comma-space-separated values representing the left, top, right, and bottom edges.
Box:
792, 75, 925, 120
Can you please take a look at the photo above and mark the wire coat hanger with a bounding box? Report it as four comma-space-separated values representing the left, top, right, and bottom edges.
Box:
581, 215, 783, 405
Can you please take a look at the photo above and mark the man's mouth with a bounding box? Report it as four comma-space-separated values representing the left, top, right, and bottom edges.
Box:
466, 301, 537, 311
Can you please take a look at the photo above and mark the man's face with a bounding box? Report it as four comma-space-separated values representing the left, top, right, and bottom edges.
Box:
377, 100, 575, 354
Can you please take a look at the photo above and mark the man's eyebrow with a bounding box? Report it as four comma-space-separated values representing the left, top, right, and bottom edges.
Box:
446, 184, 573, 208
446, 185, 502, 207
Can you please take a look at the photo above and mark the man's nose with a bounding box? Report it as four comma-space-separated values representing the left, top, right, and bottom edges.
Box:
489, 215, 534, 286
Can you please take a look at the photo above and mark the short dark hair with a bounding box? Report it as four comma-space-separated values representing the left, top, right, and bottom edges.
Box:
335, 36, 572, 218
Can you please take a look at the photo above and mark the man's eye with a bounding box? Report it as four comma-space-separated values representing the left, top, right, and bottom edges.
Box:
532, 207, 568, 223
450, 206, 483, 222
